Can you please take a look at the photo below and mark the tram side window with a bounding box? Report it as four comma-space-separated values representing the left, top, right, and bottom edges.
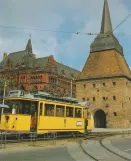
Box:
3, 108, 12, 114
30, 102, 38, 115
39, 103, 43, 115
44, 104, 54, 116
66, 106, 73, 117
56, 105, 64, 117
23, 104, 30, 114
75, 108, 82, 118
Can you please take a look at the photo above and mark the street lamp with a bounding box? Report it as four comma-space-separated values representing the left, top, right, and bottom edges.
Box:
2, 80, 7, 114
70, 80, 72, 98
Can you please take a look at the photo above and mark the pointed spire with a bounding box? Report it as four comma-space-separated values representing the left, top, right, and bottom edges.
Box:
90, 0, 123, 54
26, 35, 32, 53
100, 0, 113, 34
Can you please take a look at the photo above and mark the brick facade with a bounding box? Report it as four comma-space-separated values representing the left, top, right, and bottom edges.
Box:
76, 77, 131, 128
76, 0, 131, 128
0, 39, 80, 98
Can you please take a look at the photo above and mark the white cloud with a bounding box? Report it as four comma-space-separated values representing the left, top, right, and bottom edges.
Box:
0, 0, 130, 70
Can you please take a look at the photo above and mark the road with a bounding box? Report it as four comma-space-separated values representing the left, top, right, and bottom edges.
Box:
0, 146, 75, 161
111, 137, 131, 154
1, 137, 131, 161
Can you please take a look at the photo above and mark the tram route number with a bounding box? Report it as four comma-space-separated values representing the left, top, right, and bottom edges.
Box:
76, 121, 82, 126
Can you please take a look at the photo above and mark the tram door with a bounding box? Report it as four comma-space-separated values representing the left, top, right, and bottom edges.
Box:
37, 102, 43, 129
30, 101, 38, 131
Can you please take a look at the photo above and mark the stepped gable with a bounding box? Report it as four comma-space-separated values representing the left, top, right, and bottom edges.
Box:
80, 0, 131, 80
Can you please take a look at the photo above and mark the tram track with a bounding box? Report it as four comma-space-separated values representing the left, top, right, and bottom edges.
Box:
79, 133, 131, 161
1, 131, 131, 161
99, 137, 131, 161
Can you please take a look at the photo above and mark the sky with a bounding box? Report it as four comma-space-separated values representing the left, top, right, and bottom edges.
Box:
0, 0, 131, 71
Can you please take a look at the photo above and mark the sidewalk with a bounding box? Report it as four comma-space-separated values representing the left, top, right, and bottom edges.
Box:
92, 128, 131, 132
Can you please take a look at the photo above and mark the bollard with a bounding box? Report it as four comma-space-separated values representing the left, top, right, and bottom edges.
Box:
122, 131, 124, 138
128, 131, 130, 137
18, 133, 21, 140
4, 132, 6, 149
29, 132, 33, 146
53, 132, 57, 145
0, 132, 3, 149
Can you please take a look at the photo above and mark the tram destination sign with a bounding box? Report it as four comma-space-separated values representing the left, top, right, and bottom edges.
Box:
76, 121, 82, 126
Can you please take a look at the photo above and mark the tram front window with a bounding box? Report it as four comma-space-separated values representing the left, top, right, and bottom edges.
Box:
3, 100, 38, 115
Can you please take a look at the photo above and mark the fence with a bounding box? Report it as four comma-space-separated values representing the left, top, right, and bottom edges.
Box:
0, 131, 57, 149
1, 130, 131, 149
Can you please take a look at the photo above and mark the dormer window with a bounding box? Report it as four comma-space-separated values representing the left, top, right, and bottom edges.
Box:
93, 97, 95, 102
113, 96, 116, 100
82, 98, 85, 101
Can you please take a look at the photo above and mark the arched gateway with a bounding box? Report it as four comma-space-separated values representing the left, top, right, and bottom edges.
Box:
94, 110, 106, 128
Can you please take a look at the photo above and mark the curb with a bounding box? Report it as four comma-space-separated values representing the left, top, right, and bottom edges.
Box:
102, 138, 131, 160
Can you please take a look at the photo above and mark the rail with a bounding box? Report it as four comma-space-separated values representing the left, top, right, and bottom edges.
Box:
79, 130, 131, 161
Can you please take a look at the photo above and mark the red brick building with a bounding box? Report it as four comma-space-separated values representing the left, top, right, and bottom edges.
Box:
0, 39, 80, 97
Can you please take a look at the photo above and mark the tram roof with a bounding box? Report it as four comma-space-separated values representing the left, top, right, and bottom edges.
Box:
5, 90, 89, 107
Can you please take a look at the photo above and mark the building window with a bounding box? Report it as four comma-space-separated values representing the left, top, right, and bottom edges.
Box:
82, 98, 85, 101
93, 97, 95, 102
106, 97, 108, 100
113, 112, 117, 116
87, 98, 89, 101
83, 84, 86, 88
103, 83, 105, 87
113, 96, 116, 100
93, 84, 96, 88
103, 97, 106, 101
113, 82, 116, 86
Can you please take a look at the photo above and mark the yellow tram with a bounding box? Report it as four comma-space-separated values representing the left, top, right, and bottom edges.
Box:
0, 90, 92, 134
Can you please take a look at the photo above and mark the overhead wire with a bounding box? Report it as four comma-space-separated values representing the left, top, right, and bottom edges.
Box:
104, 11, 131, 46
0, 25, 98, 36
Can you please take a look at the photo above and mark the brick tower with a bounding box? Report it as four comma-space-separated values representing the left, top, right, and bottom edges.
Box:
76, 0, 131, 128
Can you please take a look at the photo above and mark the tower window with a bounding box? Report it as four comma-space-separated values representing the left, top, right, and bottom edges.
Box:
103, 83, 105, 87
113, 82, 116, 86
113, 96, 116, 100
113, 112, 117, 116
87, 98, 89, 101
93, 97, 95, 102
82, 98, 85, 101
103, 97, 106, 101
93, 84, 96, 88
